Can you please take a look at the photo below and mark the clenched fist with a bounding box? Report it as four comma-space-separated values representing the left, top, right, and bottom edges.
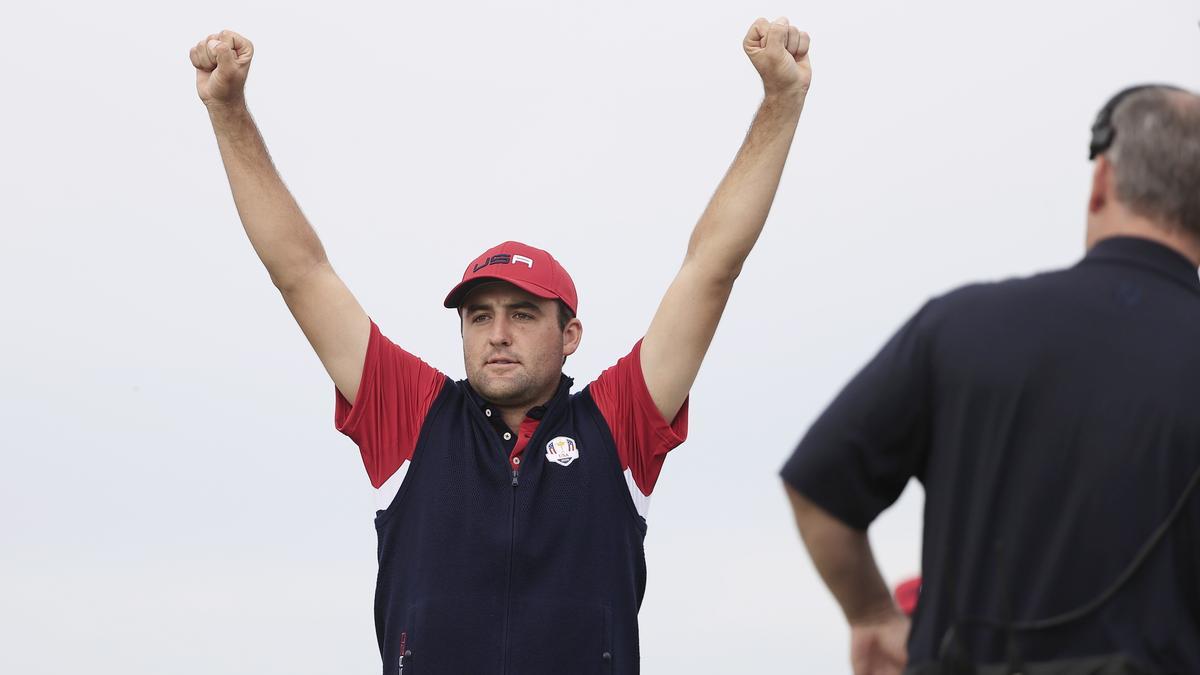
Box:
744, 17, 811, 99
190, 30, 254, 108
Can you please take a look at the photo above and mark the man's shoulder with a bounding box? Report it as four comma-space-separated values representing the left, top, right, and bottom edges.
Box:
925, 265, 1077, 317
938, 265, 1075, 304
901, 266, 1084, 347
569, 380, 602, 411
424, 376, 470, 411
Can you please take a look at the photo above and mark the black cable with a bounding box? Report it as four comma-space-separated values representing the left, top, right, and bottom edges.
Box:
959, 461, 1200, 632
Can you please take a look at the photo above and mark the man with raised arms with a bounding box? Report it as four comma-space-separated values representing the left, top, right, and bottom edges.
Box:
191, 17, 811, 675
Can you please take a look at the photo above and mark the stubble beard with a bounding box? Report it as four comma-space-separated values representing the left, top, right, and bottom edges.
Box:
470, 361, 560, 409
476, 372, 532, 405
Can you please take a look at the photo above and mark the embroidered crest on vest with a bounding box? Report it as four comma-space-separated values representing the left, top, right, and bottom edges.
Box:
545, 436, 579, 466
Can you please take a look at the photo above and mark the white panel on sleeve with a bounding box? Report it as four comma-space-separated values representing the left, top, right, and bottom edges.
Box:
623, 468, 651, 519
375, 460, 411, 512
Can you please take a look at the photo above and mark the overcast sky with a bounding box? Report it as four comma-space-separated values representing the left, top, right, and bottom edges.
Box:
2, 0, 1198, 673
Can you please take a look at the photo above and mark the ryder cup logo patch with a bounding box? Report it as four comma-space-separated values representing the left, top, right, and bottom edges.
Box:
545, 436, 580, 467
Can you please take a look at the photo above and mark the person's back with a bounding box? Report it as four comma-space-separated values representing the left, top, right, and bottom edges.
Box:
781, 84, 1200, 674
908, 239, 1200, 667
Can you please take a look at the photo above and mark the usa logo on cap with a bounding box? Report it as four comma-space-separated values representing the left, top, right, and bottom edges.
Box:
443, 241, 579, 314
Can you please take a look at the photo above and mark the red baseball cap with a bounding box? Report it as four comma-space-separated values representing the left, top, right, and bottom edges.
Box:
443, 241, 578, 314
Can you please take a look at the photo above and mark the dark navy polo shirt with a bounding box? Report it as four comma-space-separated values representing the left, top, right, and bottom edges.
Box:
782, 237, 1200, 671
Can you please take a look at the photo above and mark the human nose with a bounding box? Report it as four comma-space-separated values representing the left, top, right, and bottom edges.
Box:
487, 315, 512, 346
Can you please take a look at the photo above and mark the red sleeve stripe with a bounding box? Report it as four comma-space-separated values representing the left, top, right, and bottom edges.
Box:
334, 321, 447, 492
589, 339, 689, 508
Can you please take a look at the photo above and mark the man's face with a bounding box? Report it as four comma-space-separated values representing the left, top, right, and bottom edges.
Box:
460, 282, 582, 408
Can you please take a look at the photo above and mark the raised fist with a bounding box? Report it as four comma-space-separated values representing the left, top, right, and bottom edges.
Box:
744, 17, 811, 98
190, 30, 254, 108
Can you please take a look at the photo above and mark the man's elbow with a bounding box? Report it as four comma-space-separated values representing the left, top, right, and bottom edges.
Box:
272, 257, 332, 295
682, 254, 744, 291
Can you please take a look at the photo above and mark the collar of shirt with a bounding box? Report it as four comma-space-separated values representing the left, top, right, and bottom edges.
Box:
1082, 236, 1200, 292
464, 375, 573, 468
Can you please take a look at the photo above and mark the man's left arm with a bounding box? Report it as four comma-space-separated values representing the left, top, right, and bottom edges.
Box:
641, 16, 811, 419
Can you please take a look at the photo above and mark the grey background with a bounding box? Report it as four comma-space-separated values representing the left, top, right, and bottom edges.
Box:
2, 0, 1197, 672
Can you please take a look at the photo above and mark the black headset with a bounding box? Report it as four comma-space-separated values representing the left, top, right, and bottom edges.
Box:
1089, 83, 1184, 160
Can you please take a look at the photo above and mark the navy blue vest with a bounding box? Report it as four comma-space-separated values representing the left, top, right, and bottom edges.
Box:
375, 375, 649, 675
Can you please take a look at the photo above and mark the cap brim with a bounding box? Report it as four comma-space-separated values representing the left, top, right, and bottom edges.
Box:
443, 276, 564, 310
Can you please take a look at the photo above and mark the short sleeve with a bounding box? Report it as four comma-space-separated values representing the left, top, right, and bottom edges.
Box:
334, 321, 448, 488
589, 339, 689, 502
780, 302, 936, 530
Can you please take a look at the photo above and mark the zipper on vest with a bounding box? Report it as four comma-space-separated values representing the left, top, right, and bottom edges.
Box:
501, 459, 519, 674
398, 631, 407, 674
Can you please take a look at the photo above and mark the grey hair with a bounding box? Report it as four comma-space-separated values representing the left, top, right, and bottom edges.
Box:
1107, 86, 1200, 238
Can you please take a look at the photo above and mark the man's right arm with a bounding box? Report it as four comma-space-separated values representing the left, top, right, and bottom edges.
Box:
192, 30, 369, 403
780, 303, 938, 674
786, 485, 909, 675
